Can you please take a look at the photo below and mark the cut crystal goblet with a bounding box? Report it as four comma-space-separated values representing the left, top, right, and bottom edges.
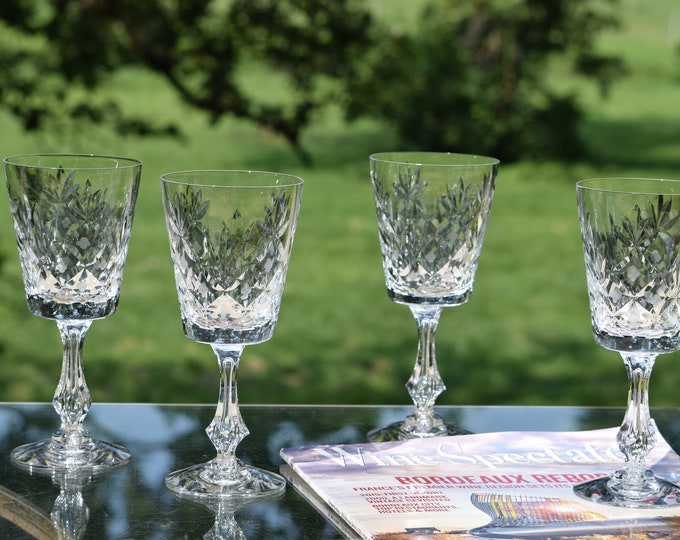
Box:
161, 170, 302, 499
3, 153, 141, 472
575, 177, 680, 507
368, 152, 498, 441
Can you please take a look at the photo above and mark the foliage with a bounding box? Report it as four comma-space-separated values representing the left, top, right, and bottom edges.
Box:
0, 0, 625, 164
0, 0, 375, 165
345, 0, 627, 161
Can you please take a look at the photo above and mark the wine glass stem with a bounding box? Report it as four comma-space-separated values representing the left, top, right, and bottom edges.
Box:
54, 320, 93, 438
52, 473, 89, 539
408, 305, 446, 428
206, 345, 249, 473
208, 501, 246, 540
617, 352, 657, 488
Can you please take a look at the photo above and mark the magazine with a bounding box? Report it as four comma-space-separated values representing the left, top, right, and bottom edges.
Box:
280, 427, 680, 539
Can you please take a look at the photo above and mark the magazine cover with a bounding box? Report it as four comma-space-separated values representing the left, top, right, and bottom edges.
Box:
280, 427, 680, 539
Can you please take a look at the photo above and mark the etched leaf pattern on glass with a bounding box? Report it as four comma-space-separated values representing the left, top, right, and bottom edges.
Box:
373, 166, 493, 298
8, 166, 127, 302
581, 195, 680, 340
166, 186, 293, 330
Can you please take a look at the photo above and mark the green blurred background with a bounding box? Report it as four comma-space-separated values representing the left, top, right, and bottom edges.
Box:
0, 0, 679, 409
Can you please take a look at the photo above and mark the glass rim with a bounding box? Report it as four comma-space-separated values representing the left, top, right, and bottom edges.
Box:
160, 169, 304, 189
576, 177, 680, 196
3, 153, 142, 170
369, 151, 499, 167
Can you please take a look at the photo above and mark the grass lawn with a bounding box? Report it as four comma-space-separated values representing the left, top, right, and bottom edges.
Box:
0, 0, 679, 408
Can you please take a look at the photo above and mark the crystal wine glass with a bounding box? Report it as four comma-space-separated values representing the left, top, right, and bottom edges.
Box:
4, 153, 141, 472
368, 152, 498, 441
161, 170, 302, 499
574, 177, 680, 507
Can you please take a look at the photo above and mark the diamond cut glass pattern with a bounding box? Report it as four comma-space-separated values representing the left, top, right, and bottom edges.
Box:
368, 152, 498, 442
161, 170, 302, 499
372, 161, 495, 305
8, 165, 137, 318
580, 189, 680, 349
164, 181, 296, 343
574, 178, 680, 507
3, 153, 141, 472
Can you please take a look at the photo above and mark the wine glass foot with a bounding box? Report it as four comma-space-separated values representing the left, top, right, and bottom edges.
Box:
367, 414, 472, 442
11, 437, 131, 473
574, 471, 680, 507
165, 458, 286, 500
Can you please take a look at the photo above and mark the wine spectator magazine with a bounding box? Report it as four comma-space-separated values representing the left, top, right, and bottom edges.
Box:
280, 427, 680, 539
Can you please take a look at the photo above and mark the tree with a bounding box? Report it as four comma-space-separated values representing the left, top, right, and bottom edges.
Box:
344, 0, 626, 161
0, 0, 624, 164
0, 0, 375, 165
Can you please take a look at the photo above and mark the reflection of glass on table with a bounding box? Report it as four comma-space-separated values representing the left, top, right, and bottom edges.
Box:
0, 403, 675, 538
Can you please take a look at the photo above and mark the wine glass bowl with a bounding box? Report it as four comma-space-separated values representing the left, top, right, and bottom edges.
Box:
575, 177, 680, 507
3, 153, 141, 472
368, 152, 498, 441
161, 170, 302, 499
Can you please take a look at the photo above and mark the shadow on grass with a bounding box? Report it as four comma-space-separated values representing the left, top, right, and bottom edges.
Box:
77, 331, 629, 408
437, 335, 624, 408
581, 116, 680, 173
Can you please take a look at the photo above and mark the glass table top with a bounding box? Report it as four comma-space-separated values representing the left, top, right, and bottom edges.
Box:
0, 403, 678, 539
